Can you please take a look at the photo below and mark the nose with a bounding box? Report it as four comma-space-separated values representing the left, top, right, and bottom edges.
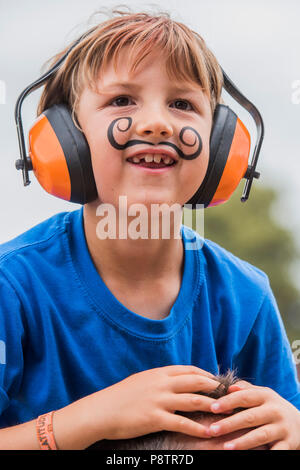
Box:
135, 109, 174, 139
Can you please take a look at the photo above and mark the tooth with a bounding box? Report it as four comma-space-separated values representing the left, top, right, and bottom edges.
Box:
163, 156, 172, 165
144, 154, 154, 163
132, 156, 140, 163
153, 155, 162, 163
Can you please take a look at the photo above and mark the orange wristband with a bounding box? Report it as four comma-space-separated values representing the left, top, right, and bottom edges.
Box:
36, 411, 58, 450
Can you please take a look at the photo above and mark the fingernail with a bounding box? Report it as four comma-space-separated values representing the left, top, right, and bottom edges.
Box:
224, 442, 235, 450
209, 424, 220, 435
211, 403, 220, 412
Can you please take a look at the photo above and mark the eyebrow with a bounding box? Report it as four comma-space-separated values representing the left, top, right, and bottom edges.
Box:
98, 81, 202, 94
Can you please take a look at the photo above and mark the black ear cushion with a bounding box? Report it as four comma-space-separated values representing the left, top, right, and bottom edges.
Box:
186, 104, 237, 208
43, 103, 98, 204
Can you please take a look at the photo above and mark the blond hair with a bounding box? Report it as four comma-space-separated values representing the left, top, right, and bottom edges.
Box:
37, 6, 224, 129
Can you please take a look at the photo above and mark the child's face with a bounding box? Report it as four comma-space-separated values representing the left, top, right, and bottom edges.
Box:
77, 46, 213, 209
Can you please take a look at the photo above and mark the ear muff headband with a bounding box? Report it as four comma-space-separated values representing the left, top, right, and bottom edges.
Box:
15, 30, 264, 206
221, 70, 263, 203
14, 28, 97, 189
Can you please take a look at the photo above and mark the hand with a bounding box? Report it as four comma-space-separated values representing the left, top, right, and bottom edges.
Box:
86, 365, 220, 441
206, 380, 300, 450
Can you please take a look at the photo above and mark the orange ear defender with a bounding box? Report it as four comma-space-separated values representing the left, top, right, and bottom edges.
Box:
29, 104, 97, 204
15, 31, 264, 207
187, 103, 254, 208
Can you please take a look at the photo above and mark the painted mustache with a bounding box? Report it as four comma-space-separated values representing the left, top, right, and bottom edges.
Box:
107, 117, 202, 160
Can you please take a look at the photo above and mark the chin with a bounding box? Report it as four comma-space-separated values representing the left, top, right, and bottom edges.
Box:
128, 192, 183, 208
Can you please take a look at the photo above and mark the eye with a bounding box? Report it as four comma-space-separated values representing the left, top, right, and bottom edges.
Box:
170, 99, 194, 111
108, 95, 194, 111
109, 95, 134, 107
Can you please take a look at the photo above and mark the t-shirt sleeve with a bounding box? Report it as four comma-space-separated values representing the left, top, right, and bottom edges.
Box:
234, 279, 300, 410
0, 270, 24, 417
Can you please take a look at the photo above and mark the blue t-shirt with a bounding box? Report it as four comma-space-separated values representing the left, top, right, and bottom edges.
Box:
0, 207, 299, 428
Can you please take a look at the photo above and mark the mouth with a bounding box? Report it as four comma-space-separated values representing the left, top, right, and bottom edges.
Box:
126, 153, 177, 169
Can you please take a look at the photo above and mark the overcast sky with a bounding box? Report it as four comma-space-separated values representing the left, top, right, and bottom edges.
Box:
1, 0, 300, 280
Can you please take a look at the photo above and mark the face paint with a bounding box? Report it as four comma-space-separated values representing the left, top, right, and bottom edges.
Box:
107, 117, 203, 160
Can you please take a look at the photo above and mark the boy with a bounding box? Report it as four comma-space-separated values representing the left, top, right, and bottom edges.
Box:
0, 8, 299, 450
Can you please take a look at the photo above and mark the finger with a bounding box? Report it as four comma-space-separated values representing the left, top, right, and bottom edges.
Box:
223, 424, 284, 450
232, 380, 253, 388
227, 385, 243, 393
161, 410, 211, 438
210, 389, 265, 414
228, 380, 253, 393
270, 441, 290, 450
164, 365, 215, 379
171, 374, 221, 394
167, 393, 217, 413
207, 406, 271, 437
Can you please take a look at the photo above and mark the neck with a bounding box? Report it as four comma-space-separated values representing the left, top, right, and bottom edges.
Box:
83, 202, 184, 285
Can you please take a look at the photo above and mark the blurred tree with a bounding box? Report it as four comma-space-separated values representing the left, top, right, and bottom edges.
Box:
183, 182, 300, 345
